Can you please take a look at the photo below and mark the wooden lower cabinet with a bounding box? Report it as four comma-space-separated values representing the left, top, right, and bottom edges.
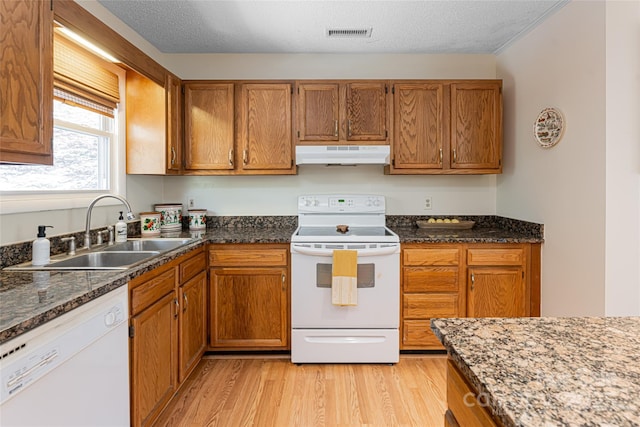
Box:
178, 270, 207, 382
209, 244, 289, 350
129, 247, 207, 427
446, 359, 499, 426
466, 246, 529, 318
401, 243, 540, 350
402, 245, 464, 350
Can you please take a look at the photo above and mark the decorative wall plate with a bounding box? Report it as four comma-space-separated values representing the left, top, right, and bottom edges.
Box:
534, 107, 564, 148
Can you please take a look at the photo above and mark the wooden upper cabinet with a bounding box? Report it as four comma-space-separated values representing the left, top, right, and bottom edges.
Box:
392, 82, 445, 170
166, 73, 182, 172
238, 83, 294, 172
297, 83, 339, 142
388, 80, 502, 175
183, 82, 235, 171
0, 0, 53, 165
450, 81, 502, 171
345, 81, 388, 142
296, 80, 389, 145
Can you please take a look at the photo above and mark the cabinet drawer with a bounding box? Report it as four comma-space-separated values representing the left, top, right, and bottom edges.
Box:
404, 293, 459, 318
467, 248, 524, 266
180, 251, 206, 282
209, 248, 288, 267
404, 267, 459, 292
402, 320, 444, 349
404, 248, 459, 266
131, 269, 176, 315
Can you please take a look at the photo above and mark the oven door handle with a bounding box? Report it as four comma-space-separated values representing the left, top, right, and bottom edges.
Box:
291, 245, 399, 257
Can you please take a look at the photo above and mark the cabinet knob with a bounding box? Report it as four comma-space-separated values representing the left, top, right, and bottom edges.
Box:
471, 273, 475, 290
333, 119, 338, 137
170, 146, 177, 165
174, 298, 179, 318
439, 148, 443, 164
282, 273, 286, 291
183, 293, 188, 312
453, 149, 457, 163
243, 149, 248, 165
228, 148, 234, 166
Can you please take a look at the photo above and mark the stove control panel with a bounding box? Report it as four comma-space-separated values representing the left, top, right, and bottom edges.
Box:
298, 195, 386, 213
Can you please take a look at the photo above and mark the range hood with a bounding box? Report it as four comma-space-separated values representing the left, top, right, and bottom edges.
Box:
296, 145, 390, 165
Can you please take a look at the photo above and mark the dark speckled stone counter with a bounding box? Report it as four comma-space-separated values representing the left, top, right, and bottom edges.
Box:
1, 215, 541, 346
432, 317, 640, 427
0, 222, 298, 345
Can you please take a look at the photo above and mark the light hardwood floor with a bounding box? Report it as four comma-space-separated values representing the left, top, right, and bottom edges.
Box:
154, 355, 447, 427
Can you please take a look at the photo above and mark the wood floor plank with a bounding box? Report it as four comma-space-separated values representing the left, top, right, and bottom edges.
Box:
153, 355, 447, 427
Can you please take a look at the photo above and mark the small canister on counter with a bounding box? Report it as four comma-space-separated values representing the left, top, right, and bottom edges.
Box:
188, 209, 207, 230
140, 212, 161, 236
154, 203, 183, 231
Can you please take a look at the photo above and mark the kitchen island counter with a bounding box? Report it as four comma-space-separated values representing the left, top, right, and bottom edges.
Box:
431, 317, 640, 427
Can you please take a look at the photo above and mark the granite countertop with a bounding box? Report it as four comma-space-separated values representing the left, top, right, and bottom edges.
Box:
431, 317, 640, 427
0, 226, 299, 345
0, 215, 541, 346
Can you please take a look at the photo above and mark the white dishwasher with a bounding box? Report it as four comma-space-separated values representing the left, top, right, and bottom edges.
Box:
0, 286, 129, 427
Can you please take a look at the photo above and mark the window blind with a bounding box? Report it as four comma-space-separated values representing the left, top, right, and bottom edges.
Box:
53, 32, 120, 115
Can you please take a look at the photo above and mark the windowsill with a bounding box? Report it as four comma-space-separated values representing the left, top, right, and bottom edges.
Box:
0, 193, 123, 214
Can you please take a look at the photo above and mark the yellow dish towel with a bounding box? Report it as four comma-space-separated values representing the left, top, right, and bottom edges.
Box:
332, 250, 358, 306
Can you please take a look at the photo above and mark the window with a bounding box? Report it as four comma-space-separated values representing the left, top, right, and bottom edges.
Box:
0, 28, 126, 214
0, 99, 114, 191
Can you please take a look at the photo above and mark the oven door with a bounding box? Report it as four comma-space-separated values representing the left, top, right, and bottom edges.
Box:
290, 242, 400, 329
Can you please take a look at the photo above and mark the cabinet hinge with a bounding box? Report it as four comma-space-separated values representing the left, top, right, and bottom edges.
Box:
291, 159, 294, 168
129, 325, 135, 338
385, 130, 388, 138
297, 87, 300, 94
499, 159, 502, 166
291, 86, 293, 95
181, 86, 185, 95
297, 130, 300, 138
50, 0, 53, 10
522, 271, 525, 279
392, 158, 395, 167
385, 85, 388, 94
391, 86, 395, 95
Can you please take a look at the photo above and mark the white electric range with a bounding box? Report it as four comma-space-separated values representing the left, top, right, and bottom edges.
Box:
290, 195, 400, 364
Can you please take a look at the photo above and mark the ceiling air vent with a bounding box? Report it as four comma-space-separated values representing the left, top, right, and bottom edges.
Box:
326, 27, 373, 38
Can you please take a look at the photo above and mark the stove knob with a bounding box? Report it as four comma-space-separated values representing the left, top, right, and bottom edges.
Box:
372, 198, 381, 207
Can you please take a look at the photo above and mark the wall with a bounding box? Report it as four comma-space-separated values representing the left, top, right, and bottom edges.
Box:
604, 0, 640, 316
0, 0, 500, 246
497, 0, 640, 316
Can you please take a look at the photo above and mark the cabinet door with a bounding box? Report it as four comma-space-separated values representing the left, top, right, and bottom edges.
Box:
297, 83, 339, 142
239, 83, 293, 171
126, 71, 167, 174
166, 73, 182, 172
184, 83, 235, 170
210, 267, 288, 348
178, 271, 207, 382
467, 267, 526, 317
392, 82, 444, 169
450, 82, 502, 170
0, 0, 53, 164
345, 82, 388, 142
130, 292, 178, 427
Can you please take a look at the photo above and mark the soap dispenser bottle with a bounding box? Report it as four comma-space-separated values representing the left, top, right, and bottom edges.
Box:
115, 211, 127, 243
32, 225, 53, 266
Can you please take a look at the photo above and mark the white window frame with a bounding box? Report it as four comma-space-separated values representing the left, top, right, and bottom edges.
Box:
0, 65, 127, 214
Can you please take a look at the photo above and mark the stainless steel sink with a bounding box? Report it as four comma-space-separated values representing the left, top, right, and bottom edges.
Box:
4, 238, 196, 271
101, 238, 193, 253
45, 251, 160, 270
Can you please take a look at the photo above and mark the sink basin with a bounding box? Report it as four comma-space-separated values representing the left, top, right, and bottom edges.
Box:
4, 238, 196, 271
44, 251, 159, 270
102, 238, 193, 253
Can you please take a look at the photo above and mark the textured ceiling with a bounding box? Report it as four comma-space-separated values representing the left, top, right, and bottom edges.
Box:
97, 0, 568, 54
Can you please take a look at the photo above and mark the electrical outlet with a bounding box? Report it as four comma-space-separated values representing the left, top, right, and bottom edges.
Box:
424, 197, 432, 210
188, 198, 195, 208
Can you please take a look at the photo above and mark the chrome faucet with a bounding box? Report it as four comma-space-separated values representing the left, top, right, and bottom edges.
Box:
84, 194, 135, 249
